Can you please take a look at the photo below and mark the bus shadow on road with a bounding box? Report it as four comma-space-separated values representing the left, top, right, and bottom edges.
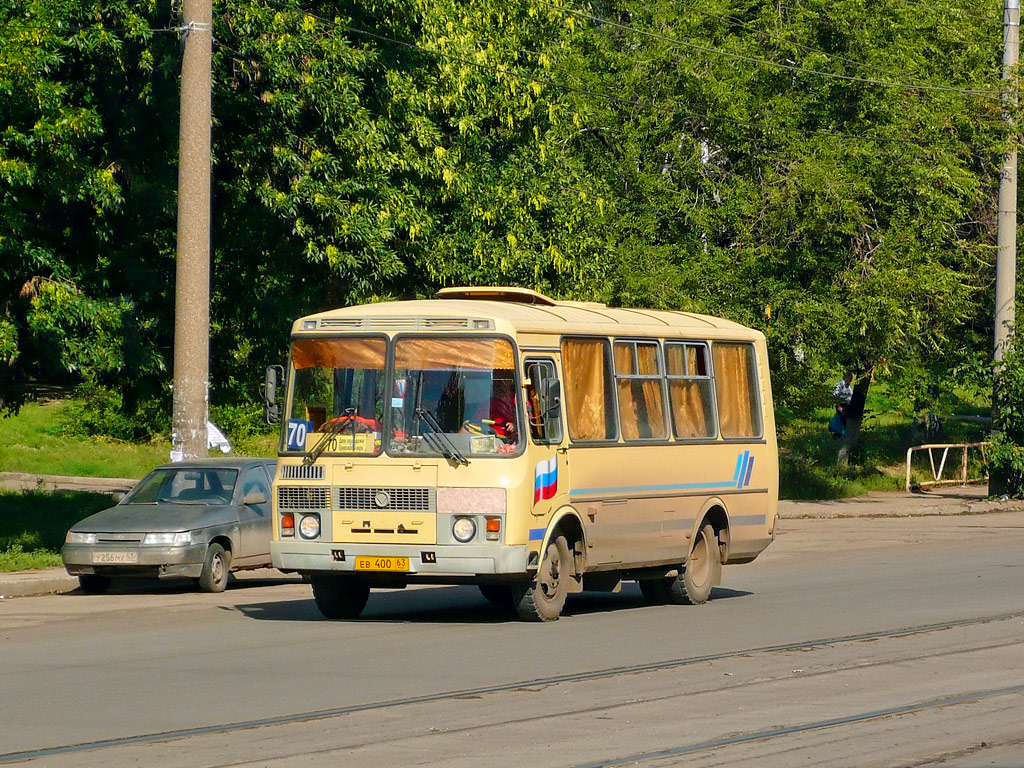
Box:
226, 584, 752, 624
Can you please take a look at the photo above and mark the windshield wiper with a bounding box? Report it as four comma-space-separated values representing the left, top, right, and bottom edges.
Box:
303, 407, 356, 466
414, 409, 469, 466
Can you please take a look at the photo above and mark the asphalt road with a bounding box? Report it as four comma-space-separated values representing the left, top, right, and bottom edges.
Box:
2, 511, 1023, 767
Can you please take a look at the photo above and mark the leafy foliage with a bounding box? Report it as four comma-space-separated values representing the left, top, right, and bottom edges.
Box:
988, 336, 1024, 495
0, 0, 1014, 441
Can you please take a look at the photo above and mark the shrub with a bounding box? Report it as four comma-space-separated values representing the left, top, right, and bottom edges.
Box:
59, 383, 169, 441
987, 336, 1024, 496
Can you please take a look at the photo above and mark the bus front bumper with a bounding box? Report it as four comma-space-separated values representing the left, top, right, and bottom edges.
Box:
272, 540, 532, 577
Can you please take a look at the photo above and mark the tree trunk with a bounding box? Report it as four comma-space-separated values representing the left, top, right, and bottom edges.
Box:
838, 377, 871, 468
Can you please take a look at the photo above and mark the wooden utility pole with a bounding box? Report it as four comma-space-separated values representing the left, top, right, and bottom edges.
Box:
171, 0, 212, 460
995, 0, 1019, 364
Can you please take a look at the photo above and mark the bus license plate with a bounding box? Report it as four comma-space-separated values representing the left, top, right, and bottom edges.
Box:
355, 556, 409, 572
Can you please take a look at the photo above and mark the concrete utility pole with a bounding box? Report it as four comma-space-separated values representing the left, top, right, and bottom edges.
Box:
171, 0, 213, 460
995, 0, 1020, 364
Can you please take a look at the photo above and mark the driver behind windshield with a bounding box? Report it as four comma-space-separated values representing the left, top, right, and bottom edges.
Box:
461, 375, 518, 444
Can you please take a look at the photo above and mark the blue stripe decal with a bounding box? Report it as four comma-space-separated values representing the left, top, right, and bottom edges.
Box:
735, 451, 748, 489
571, 451, 758, 497
528, 528, 545, 541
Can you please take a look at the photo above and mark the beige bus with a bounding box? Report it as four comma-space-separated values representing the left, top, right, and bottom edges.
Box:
267, 287, 778, 621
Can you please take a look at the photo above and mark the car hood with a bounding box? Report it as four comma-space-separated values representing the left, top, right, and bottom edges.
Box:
71, 503, 240, 533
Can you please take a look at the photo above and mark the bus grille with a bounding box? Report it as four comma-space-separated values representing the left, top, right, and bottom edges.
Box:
336, 487, 434, 512
277, 486, 330, 510
279, 464, 325, 480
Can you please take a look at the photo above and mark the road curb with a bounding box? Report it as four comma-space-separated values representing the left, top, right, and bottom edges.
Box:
0, 472, 136, 494
779, 494, 1024, 520
0, 568, 78, 599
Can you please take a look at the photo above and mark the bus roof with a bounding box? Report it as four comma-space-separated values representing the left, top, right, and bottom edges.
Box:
294, 287, 760, 339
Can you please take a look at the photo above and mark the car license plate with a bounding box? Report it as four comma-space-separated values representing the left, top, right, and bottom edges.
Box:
92, 551, 138, 564
354, 556, 409, 572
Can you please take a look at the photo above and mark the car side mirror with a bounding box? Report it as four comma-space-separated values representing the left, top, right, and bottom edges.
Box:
112, 491, 126, 503
263, 365, 284, 425
243, 490, 269, 506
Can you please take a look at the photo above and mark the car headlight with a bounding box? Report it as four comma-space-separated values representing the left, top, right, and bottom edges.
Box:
452, 517, 477, 543
143, 531, 192, 546
65, 531, 97, 544
299, 514, 320, 539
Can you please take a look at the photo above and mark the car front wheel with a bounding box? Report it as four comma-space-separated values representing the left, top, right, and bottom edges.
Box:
198, 543, 231, 593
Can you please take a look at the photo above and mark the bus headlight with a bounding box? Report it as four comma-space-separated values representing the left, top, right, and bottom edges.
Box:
452, 517, 476, 543
299, 514, 321, 539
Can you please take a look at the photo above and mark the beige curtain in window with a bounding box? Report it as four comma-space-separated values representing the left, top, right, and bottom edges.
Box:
562, 338, 610, 440
669, 380, 708, 437
713, 343, 757, 437
614, 343, 666, 440
636, 344, 666, 438
292, 338, 386, 370
613, 344, 640, 439
666, 344, 685, 376
394, 338, 514, 370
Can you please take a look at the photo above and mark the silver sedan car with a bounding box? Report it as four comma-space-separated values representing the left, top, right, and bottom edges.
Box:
62, 458, 276, 594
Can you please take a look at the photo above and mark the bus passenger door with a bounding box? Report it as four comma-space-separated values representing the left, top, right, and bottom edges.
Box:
524, 359, 566, 522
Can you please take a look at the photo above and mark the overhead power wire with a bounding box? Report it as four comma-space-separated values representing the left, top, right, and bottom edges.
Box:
535, 0, 1003, 97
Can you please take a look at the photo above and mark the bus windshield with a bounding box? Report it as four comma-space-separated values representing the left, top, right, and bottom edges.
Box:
284, 337, 386, 455
389, 337, 521, 457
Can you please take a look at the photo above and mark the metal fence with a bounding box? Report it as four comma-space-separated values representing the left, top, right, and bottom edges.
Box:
904, 442, 989, 492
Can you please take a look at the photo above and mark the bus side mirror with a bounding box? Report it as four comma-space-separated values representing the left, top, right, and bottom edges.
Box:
264, 365, 284, 425
542, 378, 561, 415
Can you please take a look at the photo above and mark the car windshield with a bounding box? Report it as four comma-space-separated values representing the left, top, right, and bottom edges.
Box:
284, 337, 386, 456
389, 337, 521, 457
128, 468, 239, 505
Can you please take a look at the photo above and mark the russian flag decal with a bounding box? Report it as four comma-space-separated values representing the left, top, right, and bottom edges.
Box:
534, 457, 558, 504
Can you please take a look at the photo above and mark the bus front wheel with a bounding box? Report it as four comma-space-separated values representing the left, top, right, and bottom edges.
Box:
514, 535, 570, 621
310, 575, 370, 619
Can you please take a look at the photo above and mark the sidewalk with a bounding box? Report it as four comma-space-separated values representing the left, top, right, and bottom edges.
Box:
3, 484, 1021, 600
778, 484, 1024, 519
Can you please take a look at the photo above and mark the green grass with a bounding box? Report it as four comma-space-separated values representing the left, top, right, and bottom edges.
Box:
0, 489, 114, 571
0, 401, 170, 478
0, 400, 277, 479
778, 404, 990, 500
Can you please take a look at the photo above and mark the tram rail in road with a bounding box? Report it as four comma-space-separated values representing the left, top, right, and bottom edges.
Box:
5, 609, 1024, 766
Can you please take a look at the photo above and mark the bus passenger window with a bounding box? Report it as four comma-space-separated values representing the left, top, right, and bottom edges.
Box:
666, 342, 717, 439
560, 338, 616, 441
613, 341, 667, 440
712, 342, 763, 438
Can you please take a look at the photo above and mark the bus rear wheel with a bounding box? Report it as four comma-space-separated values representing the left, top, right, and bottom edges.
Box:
640, 524, 721, 606
514, 535, 570, 621
673, 524, 720, 605
310, 575, 370, 619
